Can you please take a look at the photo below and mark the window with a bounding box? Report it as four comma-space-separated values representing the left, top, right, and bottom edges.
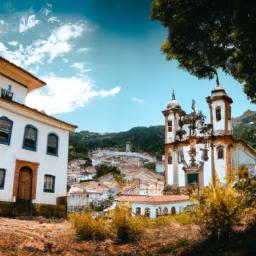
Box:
171, 206, 176, 215
168, 156, 172, 165
23, 125, 38, 151
1, 85, 13, 101
136, 207, 141, 215
0, 116, 13, 145
47, 133, 59, 156
145, 207, 150, 217
228, 105, 232, 120
217, 146, 224, 159
0, 169, 6, 189
44, 175, 55, 193
216, 107, 221, 121
163, 207, 168, 216
168, 120, 172, 132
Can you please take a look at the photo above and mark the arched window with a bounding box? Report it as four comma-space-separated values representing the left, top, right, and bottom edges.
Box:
47, 133, 59, 156
156, 208, 159, 217
145, 207, 150, 217
168, 156, 172, 164
163, 207, 168, 216
171, 207, 176, 215
23, 125, 38, 151
136, 207, 141, 215
0, 116, 13, 145
216, 107, 221, 121
217, 145, 224, 159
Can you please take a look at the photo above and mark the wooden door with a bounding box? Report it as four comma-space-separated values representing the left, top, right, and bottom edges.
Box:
17, 167, 32, 201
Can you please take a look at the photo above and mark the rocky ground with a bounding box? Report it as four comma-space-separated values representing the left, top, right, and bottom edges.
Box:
0, 217, 199, 256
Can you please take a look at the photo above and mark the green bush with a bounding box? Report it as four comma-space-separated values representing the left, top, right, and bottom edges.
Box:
95, 164, 121, 177
233, 167, 256, 207
173, 212, 196, 225
111, 205, 146, 243
69, 212, 110, 241
194, 177, 241, 240
143, 162, 156, 172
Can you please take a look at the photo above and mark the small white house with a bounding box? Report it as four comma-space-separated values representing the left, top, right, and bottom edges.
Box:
0, 57, 76, 216
123, 179, 164, 196
67, 184, 112, 213
115, 195, 191, 218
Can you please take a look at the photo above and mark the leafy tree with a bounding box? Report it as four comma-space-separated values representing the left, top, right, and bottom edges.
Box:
95, 164, 121, 177
151, 0, 256, 102
144, 162, 156, 172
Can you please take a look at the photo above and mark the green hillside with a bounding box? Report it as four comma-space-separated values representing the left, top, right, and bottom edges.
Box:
69, 126, 165, 160
69, 110, 256, 160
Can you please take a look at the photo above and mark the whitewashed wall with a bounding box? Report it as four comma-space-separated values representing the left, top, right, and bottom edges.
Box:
0, 107, 69, 205
0, 75, 28, 104
130, 200, 191, 218
167, 143, 227, 187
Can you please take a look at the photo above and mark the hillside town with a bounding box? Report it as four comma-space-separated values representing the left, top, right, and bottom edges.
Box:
1, 1, 256, 255
1, 56, 256, 219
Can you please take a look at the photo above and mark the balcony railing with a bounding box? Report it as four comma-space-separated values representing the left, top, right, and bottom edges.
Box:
1, 88, 13, 101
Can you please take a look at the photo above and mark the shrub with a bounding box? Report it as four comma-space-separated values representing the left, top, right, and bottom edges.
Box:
233, 167, 256, 207
111, 205, 146, 243
194, 177, 241, 240
173, 212, 196, 225
69, 212, 110, 241
95, 164, 121, 178
143, 162, 156, 172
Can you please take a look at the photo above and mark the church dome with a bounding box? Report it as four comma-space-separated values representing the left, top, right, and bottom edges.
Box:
211, 84, 227, 97
166, 90, 181, 110
166, 99, 181, 110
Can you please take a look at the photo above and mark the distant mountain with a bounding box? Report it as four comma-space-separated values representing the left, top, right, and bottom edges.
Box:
233, 110, 256, 148
232, 110, 256, 126
69, 110, 256, 160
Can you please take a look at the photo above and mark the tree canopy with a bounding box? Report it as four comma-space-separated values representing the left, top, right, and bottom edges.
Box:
151, 0, 256, 102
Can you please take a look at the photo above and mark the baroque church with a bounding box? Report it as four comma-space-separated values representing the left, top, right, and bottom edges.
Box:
163, 84, 256, 189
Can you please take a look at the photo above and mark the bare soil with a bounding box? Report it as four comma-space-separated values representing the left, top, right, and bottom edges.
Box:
0, 217, 199, 256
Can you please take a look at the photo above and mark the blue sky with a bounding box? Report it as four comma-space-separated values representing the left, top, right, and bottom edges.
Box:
0, 0, 255, 133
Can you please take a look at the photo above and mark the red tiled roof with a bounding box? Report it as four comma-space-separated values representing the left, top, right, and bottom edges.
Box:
115, 195, 190, 204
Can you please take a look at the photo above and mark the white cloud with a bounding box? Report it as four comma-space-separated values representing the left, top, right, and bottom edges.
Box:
0, 20, 7, 34
131, 97, 144, 104
77, 47, 90, 53
1, 23, 86, 66
8, 41, 18, 46
48, 16, 60, 23
0, 42, 7, 51
19, 15, 40, 33
26, 75, 121, 114
72, 62, 91, 74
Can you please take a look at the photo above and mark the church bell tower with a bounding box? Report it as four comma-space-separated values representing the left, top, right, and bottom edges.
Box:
206, 84, 233, 136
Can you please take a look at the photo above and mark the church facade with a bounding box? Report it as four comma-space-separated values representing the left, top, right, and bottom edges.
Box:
163, 85, 256, 189
0, 57, 76, 216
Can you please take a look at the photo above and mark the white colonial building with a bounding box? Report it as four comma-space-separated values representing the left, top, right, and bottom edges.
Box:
163, 85, 256, 189
0, 57, 76, 216
115, 195, 191, 218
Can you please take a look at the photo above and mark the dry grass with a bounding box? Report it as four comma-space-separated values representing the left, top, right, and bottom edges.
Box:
0, 215, 199, 255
